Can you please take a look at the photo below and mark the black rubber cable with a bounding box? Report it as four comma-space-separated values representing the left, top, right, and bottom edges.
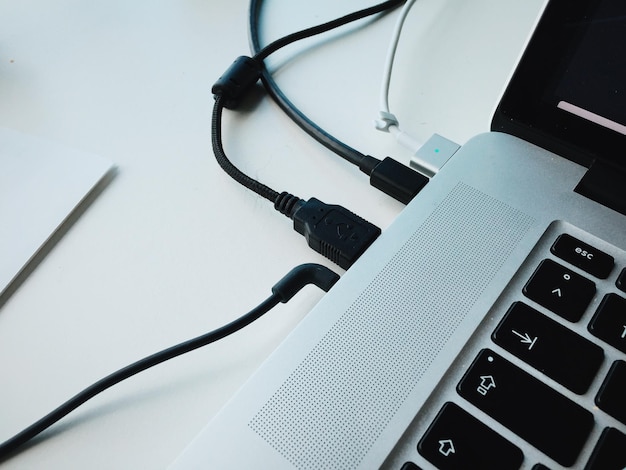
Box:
0, 264, 340, 461
248, 0, 405, 167
252, 0, 404, 62
0, 296, 281, 460
213, 0, 404, 201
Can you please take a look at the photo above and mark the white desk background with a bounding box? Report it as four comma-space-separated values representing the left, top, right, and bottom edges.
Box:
0, 1, 544, 468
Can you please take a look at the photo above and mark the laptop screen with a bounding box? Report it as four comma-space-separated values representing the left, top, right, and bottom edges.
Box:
492, 0, 626, 170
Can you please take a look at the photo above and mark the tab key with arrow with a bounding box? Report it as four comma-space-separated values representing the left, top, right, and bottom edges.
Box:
511, 330, 537, 350
493, 302, 604, 394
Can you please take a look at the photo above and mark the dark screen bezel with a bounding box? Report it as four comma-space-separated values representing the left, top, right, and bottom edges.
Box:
491, 0, 624, 169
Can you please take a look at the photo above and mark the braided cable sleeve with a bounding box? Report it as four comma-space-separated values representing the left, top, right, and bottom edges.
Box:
211, 94, 280, 203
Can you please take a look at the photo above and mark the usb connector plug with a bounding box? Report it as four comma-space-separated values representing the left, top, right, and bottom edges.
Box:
359, 155, 428, 205
275, 193, 381, 270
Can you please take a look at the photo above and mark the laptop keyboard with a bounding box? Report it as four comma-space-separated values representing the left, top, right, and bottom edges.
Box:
393, 225, 626, 469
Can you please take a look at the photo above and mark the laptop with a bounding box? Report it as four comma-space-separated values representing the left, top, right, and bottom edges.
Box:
171, 0, 626, 468
0, 127, 112, 299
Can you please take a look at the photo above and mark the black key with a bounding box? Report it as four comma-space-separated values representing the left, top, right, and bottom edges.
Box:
492, 302, 604, 394
595, 360, 626, 425
616, 268, 626, 293
588, 294, 626, 353
523, 259, 596, 322
531, 465, 551, 470
584, 427, 626, 470
457, 349, 594, 467
551, 234, 614, 279
400, 463, 422, 470
417, 402, 523, 470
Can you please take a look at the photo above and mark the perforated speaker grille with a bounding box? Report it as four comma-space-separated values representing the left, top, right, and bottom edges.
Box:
249, 183, 534, 468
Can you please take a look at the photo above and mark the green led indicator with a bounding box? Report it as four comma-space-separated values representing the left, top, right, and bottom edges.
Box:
434, 148, 440, 153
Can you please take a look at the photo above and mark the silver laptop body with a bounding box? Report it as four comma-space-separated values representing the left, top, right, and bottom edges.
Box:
172, 0, 626, 467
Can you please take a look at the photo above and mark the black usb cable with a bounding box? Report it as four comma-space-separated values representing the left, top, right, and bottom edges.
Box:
212, 93, 380, 270
0, 264, 340, 461
212, 2, 418, 269
247, 0, 429, 205
212, 0, 436, 269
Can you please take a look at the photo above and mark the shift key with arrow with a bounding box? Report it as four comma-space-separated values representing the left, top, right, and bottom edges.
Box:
457, 350, 594, 467
492, 302, 604, 394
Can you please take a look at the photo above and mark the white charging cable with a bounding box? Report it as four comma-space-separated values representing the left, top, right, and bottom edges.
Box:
375, 0, 460, 178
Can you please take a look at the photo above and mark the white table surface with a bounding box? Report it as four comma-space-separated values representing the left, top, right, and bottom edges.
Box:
0, 1, 545, 468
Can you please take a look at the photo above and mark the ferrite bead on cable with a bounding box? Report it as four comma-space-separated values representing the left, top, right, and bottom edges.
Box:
212, 56, 262, 109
